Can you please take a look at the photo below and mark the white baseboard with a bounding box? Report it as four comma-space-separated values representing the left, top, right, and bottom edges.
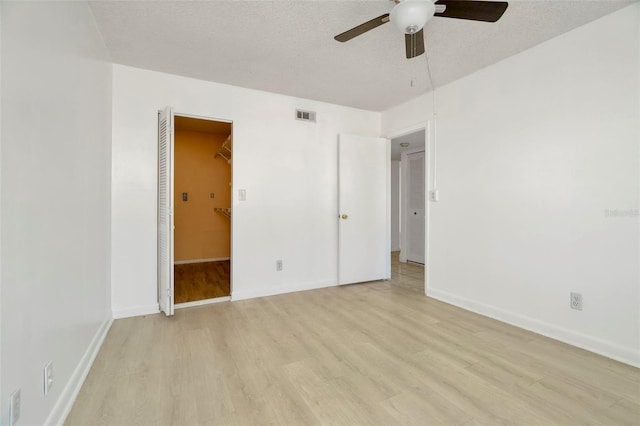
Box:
44, 318, 113, 426
175, 296, 231, 309
232, 279, 337, 301
427, 287, 640, 368
174, 257, 230, 265
112, 304, 160, 319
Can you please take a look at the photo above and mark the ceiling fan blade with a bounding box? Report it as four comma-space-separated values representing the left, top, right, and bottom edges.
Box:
434, 0, 508, 22
405, 29, 425, 59
334, 13, 390, 42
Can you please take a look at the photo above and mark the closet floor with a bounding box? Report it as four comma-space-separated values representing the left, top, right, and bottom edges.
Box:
174, 260, 230, 303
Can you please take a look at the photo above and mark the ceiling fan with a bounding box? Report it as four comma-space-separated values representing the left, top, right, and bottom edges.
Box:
334, 0, 508, 59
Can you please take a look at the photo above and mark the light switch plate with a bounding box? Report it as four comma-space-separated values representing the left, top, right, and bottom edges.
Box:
10, 389, 21, 426
44, 360, 53, 395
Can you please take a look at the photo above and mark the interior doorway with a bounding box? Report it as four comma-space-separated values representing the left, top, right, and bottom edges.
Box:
390, 128, 426, 293
173, 114, 232, 308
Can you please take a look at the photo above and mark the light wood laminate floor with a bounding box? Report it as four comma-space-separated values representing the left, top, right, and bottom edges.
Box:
391, 251, 424, 293
66, 281, 639, 425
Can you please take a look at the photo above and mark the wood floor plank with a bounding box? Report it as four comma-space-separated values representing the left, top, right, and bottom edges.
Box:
379, 387, 473, 425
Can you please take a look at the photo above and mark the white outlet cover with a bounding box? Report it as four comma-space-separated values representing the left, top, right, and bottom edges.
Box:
570, 292, 583, 310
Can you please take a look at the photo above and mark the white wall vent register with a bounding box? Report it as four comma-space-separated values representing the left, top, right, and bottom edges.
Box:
295, 109, 316, 122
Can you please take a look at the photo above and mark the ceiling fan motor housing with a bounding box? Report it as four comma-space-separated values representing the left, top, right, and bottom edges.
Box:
390, 0, 435, 34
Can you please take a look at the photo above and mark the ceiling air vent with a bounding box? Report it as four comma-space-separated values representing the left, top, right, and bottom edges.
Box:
295, 109, 316, 123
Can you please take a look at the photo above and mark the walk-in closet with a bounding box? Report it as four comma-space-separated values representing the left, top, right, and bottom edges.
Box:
173, 115, 232, 305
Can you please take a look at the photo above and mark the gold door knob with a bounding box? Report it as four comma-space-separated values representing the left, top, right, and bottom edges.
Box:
341, 214, 348, 220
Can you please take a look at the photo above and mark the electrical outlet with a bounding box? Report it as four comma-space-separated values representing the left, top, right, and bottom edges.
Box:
276, 260, 283, 271
570, 292, 583, 310
10, 389, 21, 426
44, 361, 53, 395
430, 189, 439, 202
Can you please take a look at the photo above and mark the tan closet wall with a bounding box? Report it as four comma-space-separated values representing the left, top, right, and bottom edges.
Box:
174, 130, 231, 261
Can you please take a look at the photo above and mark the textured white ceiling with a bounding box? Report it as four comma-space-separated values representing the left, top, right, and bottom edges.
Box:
90, 0, 634, 111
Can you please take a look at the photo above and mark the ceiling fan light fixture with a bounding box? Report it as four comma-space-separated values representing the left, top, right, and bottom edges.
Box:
390, 0, 435, 35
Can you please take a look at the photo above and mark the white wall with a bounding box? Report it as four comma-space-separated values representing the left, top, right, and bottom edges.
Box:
382, 5, 640, 366
391, 161, 401, 251
0, 2, 4, 419
111, 65, 381, 317
1, 2, 112, 425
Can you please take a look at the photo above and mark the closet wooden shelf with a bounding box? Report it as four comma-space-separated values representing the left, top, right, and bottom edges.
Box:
215, 207, 231, 219
215, 136, 232, 163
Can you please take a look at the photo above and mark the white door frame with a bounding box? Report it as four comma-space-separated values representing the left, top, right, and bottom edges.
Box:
385, 122, 430, 293
176, 111, 234, 301
161, 110, 235, 309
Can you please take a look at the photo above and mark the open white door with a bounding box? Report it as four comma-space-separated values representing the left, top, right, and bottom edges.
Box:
338, 134, 390, 285
158, 107, 175, 316
406, 151, 425, 264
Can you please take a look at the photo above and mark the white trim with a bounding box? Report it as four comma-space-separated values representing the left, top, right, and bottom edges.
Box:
232, 280, 336, 301
385, 137, 392, 280
173, 111, 233, 124
44, 319, 113, 426
175, 296, 231, 309
385, 122, 427, 140
427, 287, 640, 368
112, 304, 160, 319
174, 257, 230, 265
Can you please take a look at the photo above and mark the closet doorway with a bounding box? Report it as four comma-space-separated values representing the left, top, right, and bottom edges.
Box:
172, 114, 232, 308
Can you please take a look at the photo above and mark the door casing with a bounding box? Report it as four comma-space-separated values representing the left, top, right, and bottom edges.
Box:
158, 109, 234, 315
385, 122, 431, 293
